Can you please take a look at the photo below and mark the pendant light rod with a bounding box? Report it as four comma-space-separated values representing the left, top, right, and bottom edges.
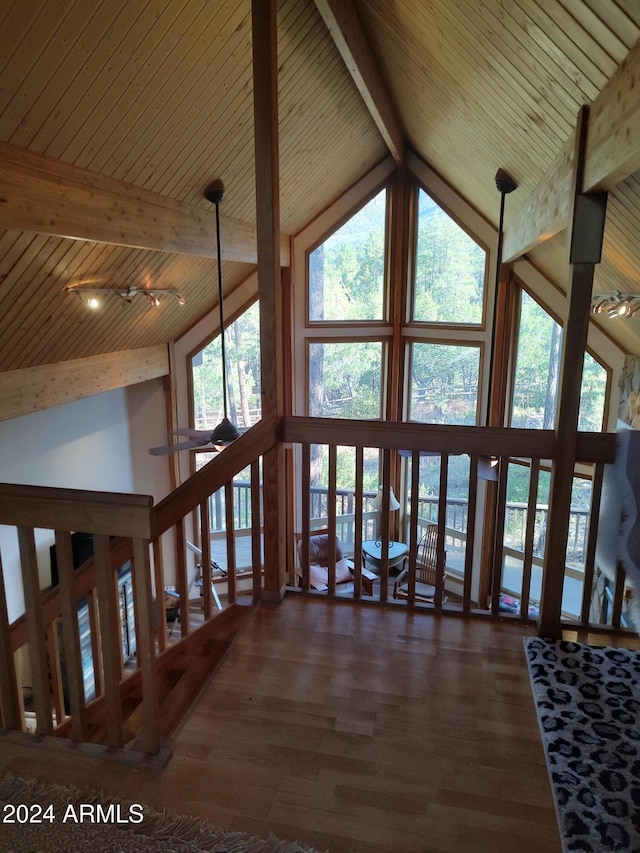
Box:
486, 168, 517, 426
205, 179, 230, 423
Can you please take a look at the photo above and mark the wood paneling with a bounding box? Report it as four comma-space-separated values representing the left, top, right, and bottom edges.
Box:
0, 0, 639, 370
0, 345, 168, 420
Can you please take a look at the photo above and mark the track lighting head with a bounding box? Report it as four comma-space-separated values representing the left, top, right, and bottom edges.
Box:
592, 291, 640, 320
64, 284, 185, 309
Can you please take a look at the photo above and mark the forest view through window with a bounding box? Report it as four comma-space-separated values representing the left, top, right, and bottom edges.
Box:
511, 291, 606, 431
308, 189, 386, 322
192, 301, 261, 432
413, 188, 486, 324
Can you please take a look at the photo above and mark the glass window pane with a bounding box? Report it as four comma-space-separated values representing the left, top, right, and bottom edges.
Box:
511, 291, 607, 431
308, 189, 386, 321
409, 343, 480, 425
413, 188, 486, 324
191, 302, 261, 431
309, 341, 383, 418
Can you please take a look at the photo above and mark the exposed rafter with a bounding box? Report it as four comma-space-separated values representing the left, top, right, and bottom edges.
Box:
502, 38, 640, 263
0, 142, 290, 267
313, 0, 404, 164
0, 346, 169, 421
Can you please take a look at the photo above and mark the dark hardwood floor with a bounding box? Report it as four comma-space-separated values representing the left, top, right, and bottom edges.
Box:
0, 597, 566, 851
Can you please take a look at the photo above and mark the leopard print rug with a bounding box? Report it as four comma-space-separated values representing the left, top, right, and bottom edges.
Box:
525, 637, 640, 852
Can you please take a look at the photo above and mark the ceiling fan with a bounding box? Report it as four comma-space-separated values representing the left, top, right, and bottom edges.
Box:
149, 425, 246, 456
149, 179, 243, 457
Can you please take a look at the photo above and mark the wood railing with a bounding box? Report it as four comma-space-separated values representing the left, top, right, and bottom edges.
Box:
0, 416, 278, 755
0, 412, 629, 758
282, 416, 626, 630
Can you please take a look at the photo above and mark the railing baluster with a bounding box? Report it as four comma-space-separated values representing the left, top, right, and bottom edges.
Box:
18, 526, 52, 735
327, 444, 337, 595
131, 536, 160, 755
152, 537, 167, 652
94, 533, 124, 749
581, 461, 604, 624
199, 500, 213, 619
491, 459, 509, 617
0, 551, 22, 730
463, 455, 479, 613
435, 454, 448, 609
520, 458, 540, 619
251, 458, 262, 600
87, 589, 102, 698
378, 449, 392, 602
300, 444, 311, 590
407, 451, 421, 606
225, 482, 237, 604
353, 446, 364, 598
174, 518, 189, 636
55, 530, 87, 739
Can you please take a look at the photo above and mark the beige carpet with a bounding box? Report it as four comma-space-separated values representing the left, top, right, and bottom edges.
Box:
0, 772, 322, 853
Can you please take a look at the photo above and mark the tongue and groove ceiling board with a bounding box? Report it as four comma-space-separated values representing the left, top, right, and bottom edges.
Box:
1, 0, 640, 372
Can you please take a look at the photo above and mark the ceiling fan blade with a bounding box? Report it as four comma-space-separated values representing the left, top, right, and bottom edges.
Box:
148, 437, 214, 455
173, 428, 213, 439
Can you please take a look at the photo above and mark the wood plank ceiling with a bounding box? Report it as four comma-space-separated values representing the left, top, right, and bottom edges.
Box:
0, 0, 639, 373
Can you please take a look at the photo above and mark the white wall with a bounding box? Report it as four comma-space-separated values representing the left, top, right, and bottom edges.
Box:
0, 380, 171, 621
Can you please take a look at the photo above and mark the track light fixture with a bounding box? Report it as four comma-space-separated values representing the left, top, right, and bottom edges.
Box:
591, 292, 640, 319
64, 284, 186, 309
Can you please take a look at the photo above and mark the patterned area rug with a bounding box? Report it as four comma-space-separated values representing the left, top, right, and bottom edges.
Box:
0, 772, 322, 853
524, 637, 640, 853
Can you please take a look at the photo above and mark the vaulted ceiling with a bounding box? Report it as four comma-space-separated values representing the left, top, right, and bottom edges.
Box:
1, 0, 639, 376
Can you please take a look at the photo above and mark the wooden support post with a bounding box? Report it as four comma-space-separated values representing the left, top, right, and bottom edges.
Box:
538, 106, 608, 638
252, 0, 286, 601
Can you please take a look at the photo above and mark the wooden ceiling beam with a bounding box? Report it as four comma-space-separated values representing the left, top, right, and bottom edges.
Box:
313, 0, 405, 164
503, 39, 640, 262
0, 345, 169, 421
0, 142, 290, 266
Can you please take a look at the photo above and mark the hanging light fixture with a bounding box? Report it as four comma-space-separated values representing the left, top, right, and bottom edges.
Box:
486, 168, 518, 426
204, 180, 241, 447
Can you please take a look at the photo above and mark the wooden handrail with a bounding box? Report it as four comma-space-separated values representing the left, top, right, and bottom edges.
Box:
281, 415, 616, 463
0, 484, 153, 538
154, 415, 279, 536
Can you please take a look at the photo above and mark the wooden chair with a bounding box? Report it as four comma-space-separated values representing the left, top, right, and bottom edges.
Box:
393, 522, 447, 603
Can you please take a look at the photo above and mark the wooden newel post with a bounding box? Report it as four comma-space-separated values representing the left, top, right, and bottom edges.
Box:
538, 106, 608, 638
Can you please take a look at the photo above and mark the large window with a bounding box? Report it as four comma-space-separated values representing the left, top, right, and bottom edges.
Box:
413, 188, 486, 324
308, 341, 383, 418
191, 301, 261, 431
308, 189, 386, 322
511, 290, 607, 431
409, 343, 480, 425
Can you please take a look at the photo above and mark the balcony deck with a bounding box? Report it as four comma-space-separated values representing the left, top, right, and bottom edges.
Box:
0, 596, 564, 852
